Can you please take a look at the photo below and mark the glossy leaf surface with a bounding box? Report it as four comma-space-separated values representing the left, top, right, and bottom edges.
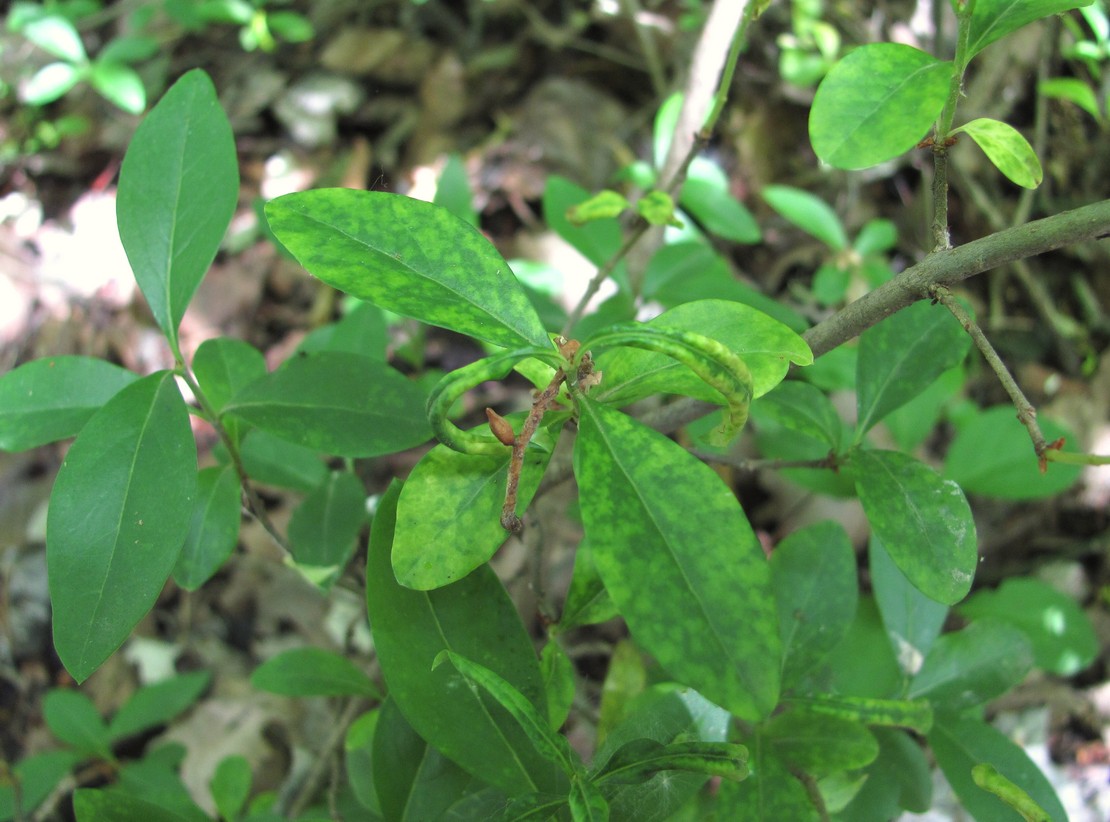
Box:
251, 647, 379, 697
0, 356, 138, 451
853, 450, 976, 606
955, 118, 1042, 188
366, 482, 562, 795
48, 372, 196, 682
265, 189, 549, 349
173, 465, 240, 591
856, 300, 969, 436
754, 380, 842, 450
238, 429, 326, 492
957, 577, 1098, 675
771, 521, 858, 688
810, 44, 951, 169
225, 351, 430, 457
117, 70, 238, 349
593, 299, 812, 407
574, 398, 781, 721
191, 338, 266, 413
393, 437, 552, 590
929, 715, 1067, 822
966, 0, 1094, 59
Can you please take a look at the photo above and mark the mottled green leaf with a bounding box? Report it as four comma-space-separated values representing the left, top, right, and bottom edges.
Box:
870, 536, 948, 679
48, 372, 196, 682
568, 779, 608, 822
43, 690, 112, 759
856, 300, 969, 436
366, 482, 563, 796
810, 44, 951, 169
754, 380, 842, 450
929, 715, 1067, 822
771, 521, 858, 688
252, 647, 378, 698
594, 739, 748, 785
966, 0, 1094, 60
973, 763, 1053, 822
762, 185, 847, 250
555, 539, 618, 633
954, 118, 1042, 188
0, 356, 138, 450
225, 351, 429, 457
763, 710, 878, 776
957, 577, 1098, 675
944, 406, 1081, 499
108, 671, 210, 741
909, 619, 1033, 712
288, 470, 366, 572
117, 70, 238, 349
265, 189, 548, 348
716, 748, 819, 820
593, 300, 812, 408
574, 399, 781, 721
852, 450, 976, 605
393, 434, 552, 590
566, 190, 630, 224
787, 693, 932, 735
173, 465, 241, 591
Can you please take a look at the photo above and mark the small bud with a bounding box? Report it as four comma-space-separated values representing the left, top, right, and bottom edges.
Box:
485, 408, 516, 446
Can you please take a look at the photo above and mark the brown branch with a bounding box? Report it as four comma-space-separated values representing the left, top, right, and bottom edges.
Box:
502, 368, 568, 533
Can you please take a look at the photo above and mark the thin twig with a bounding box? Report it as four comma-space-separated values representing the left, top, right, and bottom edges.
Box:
502, 367, 569, 532
930, 285, 1050, 465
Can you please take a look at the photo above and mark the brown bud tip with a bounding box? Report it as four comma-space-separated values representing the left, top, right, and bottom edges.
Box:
485, 407, 516, 446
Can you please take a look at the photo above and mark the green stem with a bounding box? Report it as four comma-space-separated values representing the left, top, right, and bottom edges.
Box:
1045, 450, 1110, 466
931, 0, 976, 251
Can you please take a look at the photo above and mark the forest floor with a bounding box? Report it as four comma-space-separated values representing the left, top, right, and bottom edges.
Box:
1, 1, 1109, 820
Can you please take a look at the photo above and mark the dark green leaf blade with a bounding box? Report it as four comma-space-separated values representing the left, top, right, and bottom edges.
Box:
0, 356, 138, 451
809, 44, 951, 169
856, 300, 969, 436
191, 338, 266, 413
173, 465, 241, 591
225, 351, 430, 457
251, 647, 379, 697
116, 69, 238, 349
853, 449, 977, 605
366, 481, 563, 796
287, 470, 367, 572
929, 715, 1067, 822
107, 671, 211, 741
763, 710, 878, 776
73, 789, 193, 822
870, 536, 948, 679
43, 690, 112, 759
573, 399, 781, 721
47, 372, 196, 682
265, 189, 549, 349
967, 0, 1094, 60
716, 747, 819, 821
771, 521, 858, 688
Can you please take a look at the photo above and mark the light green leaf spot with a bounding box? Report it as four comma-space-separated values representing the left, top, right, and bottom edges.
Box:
954, 118, 1042, 189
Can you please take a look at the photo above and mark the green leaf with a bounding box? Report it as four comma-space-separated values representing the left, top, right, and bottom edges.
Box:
173, 465, 241, 591
593, 299, 812, 408
73, 789, 192, 822
210, 755, 252, 822
574, 399, 781, 721
1039, 77, 1102, 121
763, 710, 878, 776
716, 748, 819, 820
435, 153, 478, 226
297, 300, 388, 360
823, 597, 903, 699
967, 0, 1095, 60
366, 482, 563, 795
771, 522, 858, 688
224, 351, 430, 457
957, 577, 1098, 676
0, 356, 138, 450
541, 641, 575, 731
344, 710, 380, 813
287, 470, 366, 571
251, 647, 379, 697
435, 650, 578, 776
47, 371, 196, 682
265, 189, 549, 349
20, 15, 87, 62
568, 780, 608, 822
972, 763, 1053, 822
594, 739, 749, 785
788, 693, 932, 735
98, 35, 160, 64
837, 728, 932, 818
852, 450, 976, 606
636, 190, 683, 228
756, 380, 842, 452
555, 539, 618, 632
117, 69, 238, 350
909, 619, 1033, 712
43, 689, 112, 759
192, 338, 267, 414
855, 300, 969, 436
953, 118, 1042, 188
680, 159, 761, 243
89, 60, 145, 113
929, 715, 1067, 822
544, 176, 624, 268
566, 190, 630, 225
392, 435, 552, 590
809, 43, 951, 169
0, 751, 82, 819
869, 537, 948, 679
107, 671, 210, 741
853, 218, 898, 255
22, 62, 82, 105
238, 429, 326, 492
761, 185, 847, 250
944, 406, 1082, 499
